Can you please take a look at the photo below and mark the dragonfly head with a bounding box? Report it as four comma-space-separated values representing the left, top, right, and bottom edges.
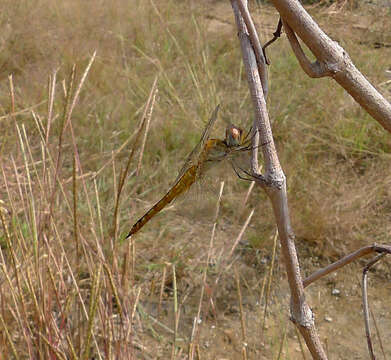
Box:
225, 124, 244, 147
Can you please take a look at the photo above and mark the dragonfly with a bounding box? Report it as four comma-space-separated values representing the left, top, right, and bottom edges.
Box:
126, 105, 252, 239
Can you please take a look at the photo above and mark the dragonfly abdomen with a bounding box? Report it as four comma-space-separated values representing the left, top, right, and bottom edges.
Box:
126, 165, 197, 238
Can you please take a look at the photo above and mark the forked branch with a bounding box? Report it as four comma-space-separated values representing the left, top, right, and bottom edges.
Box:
282, 19, 329, 78
231, 1, 327, 359
231, 1, 391, 359
303, 245, 391, 360
270, 0, 391, 132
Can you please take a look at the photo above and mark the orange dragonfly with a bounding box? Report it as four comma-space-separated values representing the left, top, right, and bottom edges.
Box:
126, 105, 251, 238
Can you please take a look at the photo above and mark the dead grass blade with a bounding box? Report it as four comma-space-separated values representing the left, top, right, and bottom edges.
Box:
46, 70, 58, 143
234, 266, 248, 360
103, 263, 123, 321
170, 263, 179, 360
136, 75, 158, 175
227, 209, 254, 260
189, 181, 224, 360
276, 321, 288, 360
82, 264, 102, 360
37, 332, 67, 360
370, 308, 387, 360
111, 76, 159, 244
8, 74, 15, 114
158, 264, 167, 320
262, 229, 278, 330
0, 313, 19, 360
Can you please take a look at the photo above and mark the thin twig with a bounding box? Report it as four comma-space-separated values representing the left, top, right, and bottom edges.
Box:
362, 253, 386, 360
304, 244, 391, 288
370, 308, 387, 360
262, 18, 282, 65
282, 19, 328, 78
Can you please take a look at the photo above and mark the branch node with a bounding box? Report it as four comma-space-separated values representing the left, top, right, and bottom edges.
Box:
323, 44, 350, 77
290, 303, 314, 329
252, 172, 284, 190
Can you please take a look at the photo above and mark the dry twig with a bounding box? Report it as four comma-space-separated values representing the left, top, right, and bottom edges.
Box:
362, 254, 386, 360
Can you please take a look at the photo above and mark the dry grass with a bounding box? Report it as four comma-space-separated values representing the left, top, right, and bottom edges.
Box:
0, 0, 391, 358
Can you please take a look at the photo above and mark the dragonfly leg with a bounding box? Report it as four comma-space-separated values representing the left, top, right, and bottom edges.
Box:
237, 139, 272, 152
243, 126, 253, 143
231, 161, 254, 182
239, 126, 273, 152
231, 161, 270, 188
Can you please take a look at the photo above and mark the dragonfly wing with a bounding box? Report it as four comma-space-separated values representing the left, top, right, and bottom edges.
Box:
174, 104, 220, 184
127, 105, 226, 238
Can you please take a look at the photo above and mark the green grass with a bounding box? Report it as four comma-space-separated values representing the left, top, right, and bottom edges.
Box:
0, 0, 390, 358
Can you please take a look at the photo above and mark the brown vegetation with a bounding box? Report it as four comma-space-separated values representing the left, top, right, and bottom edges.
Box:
0, 0, 390, 358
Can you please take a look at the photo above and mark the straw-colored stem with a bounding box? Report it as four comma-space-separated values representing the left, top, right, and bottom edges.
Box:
234, 266, 248, 360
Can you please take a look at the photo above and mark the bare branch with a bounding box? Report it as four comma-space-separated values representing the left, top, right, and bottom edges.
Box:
231, 0, 280, 180
270, 0, 391, 132
231, 1, 327, 358
231, 2, 391, 359
282, 20, 329, 78
303, 244, 391, 288
236, 0, 268, 99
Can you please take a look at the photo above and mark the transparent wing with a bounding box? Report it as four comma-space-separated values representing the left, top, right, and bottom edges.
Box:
127, 105, 221, 238
174, 104, 220, 183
